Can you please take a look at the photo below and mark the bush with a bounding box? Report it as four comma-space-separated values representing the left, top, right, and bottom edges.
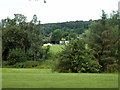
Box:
2, 26, 30, 60
42, 45, 51, 59
2, 61, 9, 66
53, 39, 101, 73
105, 64, 118, 73
7, 48, 31, 65
27, 45, 50, 61
13, 61, 40, 68
35, 59, 56, 69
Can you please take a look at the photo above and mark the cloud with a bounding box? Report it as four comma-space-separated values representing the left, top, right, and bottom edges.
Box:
0, 0, 119, 23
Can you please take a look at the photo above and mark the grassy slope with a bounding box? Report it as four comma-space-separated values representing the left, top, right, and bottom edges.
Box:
49, 45, 65, 54
36, 45, 65, 69
43, 44, 64, 54
2, 68, 118, 88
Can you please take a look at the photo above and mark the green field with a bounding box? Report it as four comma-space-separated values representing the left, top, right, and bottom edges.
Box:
2, 68, 118, 88
2, 45, 119, 88
49, 45, 65, 54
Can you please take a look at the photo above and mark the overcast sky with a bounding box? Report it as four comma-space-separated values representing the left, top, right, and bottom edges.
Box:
0, 0, 119, 24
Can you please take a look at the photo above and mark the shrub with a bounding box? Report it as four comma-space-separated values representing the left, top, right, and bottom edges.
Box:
36, 59, 56, 69
40, 45, 51, 60
13, 61, 40, 68
105, 64, 118, 73
2, 26, 30, 60
53, 39, 101, 73
7, 48, 31, 65
2, 61, 9, 66
27, 45, 50, 61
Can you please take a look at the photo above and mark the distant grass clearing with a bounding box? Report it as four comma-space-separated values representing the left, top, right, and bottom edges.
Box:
49, 45, 65, 54
2, 68, 118, 88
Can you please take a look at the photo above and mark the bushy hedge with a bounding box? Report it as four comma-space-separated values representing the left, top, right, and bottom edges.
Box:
27, 45, 51, 61
105, 64, 118, 73
2, 61, 10, 66
13, 61, 40, 68
7, 48, 31, 65
53, 39, 101, 73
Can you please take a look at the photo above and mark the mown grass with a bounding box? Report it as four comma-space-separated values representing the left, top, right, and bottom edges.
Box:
2, 45, 119, 88
2, 68, 118, 88
49, 45, 65, 54
43, 44, 64, 54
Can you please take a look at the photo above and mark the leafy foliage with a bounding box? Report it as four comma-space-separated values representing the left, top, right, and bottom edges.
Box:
86, 11, 119, 72
51, 29, 62, 44
2, 26, 30, 60
13, 61, 40, 68
2, 14, 49, 62
40, 20, 93, 36
1, 11, 119, 73
7, 48, 31, 65
40, 20, 97, 43
27, 15, 44, 61
54, 39, 101, 73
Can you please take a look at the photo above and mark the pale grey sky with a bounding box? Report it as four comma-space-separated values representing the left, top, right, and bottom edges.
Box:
0, 0, 119, 24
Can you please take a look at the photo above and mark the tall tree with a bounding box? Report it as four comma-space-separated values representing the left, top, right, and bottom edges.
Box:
51, 29, 62, 44
87, 10, 118, 72
27, 15, 43, 61
14, 14, 28, 30
2, 26, 30, 60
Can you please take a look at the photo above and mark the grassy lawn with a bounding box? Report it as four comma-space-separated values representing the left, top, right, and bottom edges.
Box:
49, 45, 65, 54
2, 68, 118, 88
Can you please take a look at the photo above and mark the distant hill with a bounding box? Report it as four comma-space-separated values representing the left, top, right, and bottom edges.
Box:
40, 20, 99, 37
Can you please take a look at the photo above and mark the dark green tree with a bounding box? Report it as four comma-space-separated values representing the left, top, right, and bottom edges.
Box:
54, 39, 101, 73
2, 17, 16, 28
87, 10, 118, 72
62, 31, 69, 40
69, 32, 77, 40
2, 26, 30, 60
51, 29, 62, 44
27, 15, 43, 61
14, 14, 28, 30
7, 48, 30, 65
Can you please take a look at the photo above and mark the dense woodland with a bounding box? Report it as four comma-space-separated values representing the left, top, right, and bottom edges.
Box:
1, 10, 119, 73
41, 19, 99, 43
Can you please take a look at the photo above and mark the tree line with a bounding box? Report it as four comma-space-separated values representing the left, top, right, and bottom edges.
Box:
1, 14, 95, 64
53, 10, 119, 73
2, 14, 50, 66
1, 10, 119, 72
41, 19, 99, 43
